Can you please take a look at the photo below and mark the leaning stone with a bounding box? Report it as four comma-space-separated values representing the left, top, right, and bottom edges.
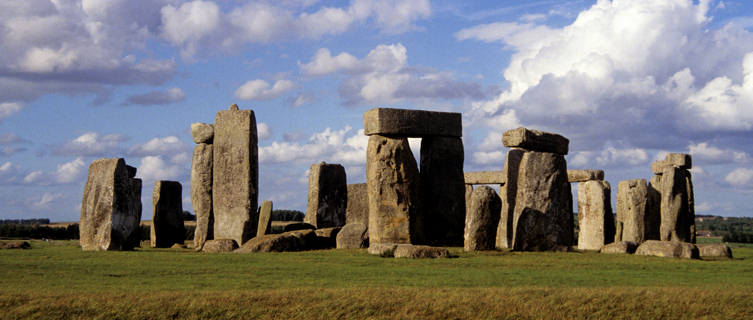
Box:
501, 127, 569, 155
190, 122, 214, 144
213, 105, 259, 245
191, 143, 213, 251
345, 183, 368, 225
665, 153, 692, 169
336, 223, 369, 249
368, 243, 398, 257
393, 244, 451, 259
421, 136, 465, 246
80, 158, 142, 251
577, 180, 615, 250
600, 241, 639, 254
314, 227, 341, 249
367, 135, 423, 245
697, 243, 733, 259
567, 170, 604, 182
464, 186, 501, 251
497, 148, 524, 249
0, 241, 31, 249
616, 179, 648, 243
236, 230, 317, 253
464, 171, 505, 185
282, 222, 316, 232
257, 201, 273, 236
304, 162, 347, 228
363, 107, 462, 137
659, 166, 695, 243
201, 239, 238, 253
635, 240, 699, 259
150, 181, 185, 248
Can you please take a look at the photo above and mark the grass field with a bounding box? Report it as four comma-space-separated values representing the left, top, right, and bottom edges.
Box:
1, 240, 752, 319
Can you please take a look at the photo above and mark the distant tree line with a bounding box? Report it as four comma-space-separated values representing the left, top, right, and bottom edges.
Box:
696, 216, 753, 243
0, 223, 79, 239
271, 210, 304, 221
0, 219, 50, 225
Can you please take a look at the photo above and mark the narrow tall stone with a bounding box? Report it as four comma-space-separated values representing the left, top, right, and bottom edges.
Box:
420, 136, 465, 246
213, 104, 258, 245
151, 181, 185, 248
464, 186, 501, 251
345, 183, 368, 225
496, 148, 524, 249
616, 179, 648, 243
257, 201, 273, 236
366, 135, 422, 245
577, 180, 614, 250
304, 162, 347, 228
646, 175, 662, 240
660, 166, 695, 243
191, 143, 213, 251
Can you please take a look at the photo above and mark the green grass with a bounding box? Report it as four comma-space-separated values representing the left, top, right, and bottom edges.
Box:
1, 240, 752, 319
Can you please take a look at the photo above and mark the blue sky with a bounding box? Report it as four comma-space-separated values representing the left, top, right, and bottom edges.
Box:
1, 0, 752, 222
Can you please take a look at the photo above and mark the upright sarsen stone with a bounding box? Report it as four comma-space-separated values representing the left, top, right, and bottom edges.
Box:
345, 183, 368, 225
420, 136, 465, 246
646, 175, 662, 241
151, 181, 185, 248
191, 143, 213, 251
577, 180, 615, 250
257, 201, 273, 236
304, 162, 347, 228
496, 148, 524, 249
464, 186, 501, 251
80, 158, 142, 251
213, 104, 258, 245
660, 166, 695, 243
616, 179, 648, 243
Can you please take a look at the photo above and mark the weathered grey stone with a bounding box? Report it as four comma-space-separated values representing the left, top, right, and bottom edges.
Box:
464, 171, 505, 185
314, 227, 341, 249
368, 243, 398, 257
600, 241, 639, 254
393, 244, 451, 258
421, 136, 465, 246
345, 183, 368, 225
80, 158, 142, 251
635, 240, 699, 259
336, 222, 369, 249
645, 175, 662, 241
697, 243, 733, 258
257, 201, 272, 236
511, 151, 574, 251
659, 166, 695, 243
567, 170, 604, 182
367, 135, 423, 245
191, 143, 213, 251
616, 179, 648, 243
282, 222, 316, 232
363, 107, 462, 137
502, 127, 569, 155
665, 153, 692, 169
213, 105, 258, 245
496, 148, 524, 249
304, 162, 347, 228
190, 122, 214, 144
150, 181, 185, 248
651, 161, 670, 175
464, 186, 501, 251
236, 229, 317, 253
201, 239, 238, 253
171, 243, 187, 249
577, 180, 615, 250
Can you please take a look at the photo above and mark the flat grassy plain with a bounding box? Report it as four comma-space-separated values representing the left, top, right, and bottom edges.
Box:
1, 240, 752, 319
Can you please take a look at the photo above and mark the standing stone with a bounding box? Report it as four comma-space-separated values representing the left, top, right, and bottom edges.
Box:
420, 136, 465, 246
304, 162, 347, 228
577, 180, 615, 250
464, 186, 501, 251
496, 148, 524, 249
151, 181, 185, 248
366, 135, 423, 245
645, 175, 662, 241
191, 143, 213, 251
345, 183, 368, 225
257, 201, 272, 236
336, 222, 369, 249
660, 166, 695, 243
213, 104, 258, 245
80, 158, 142, 251
616, 179, 648, 243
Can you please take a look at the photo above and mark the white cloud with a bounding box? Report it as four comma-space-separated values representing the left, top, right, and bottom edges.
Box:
124, 87, 186, 106
299, 48, 359, 75
259, 126, 367, 165
56, 132, 126, 156
160, 1, 221, 58
235, 79, 295, 101
0, 161, 11, 173
136, 156, 181, 182
473, 151, 505, 165
23, 171, 44, 184
688, 142, 750, 164
257, 122, 272, 140
596, 147, 648, 167
0, 102, 24, 122
29, 192, 63, 210
725, 167, 753, 187
55, 157, 85, 184
128, 136, 185, 157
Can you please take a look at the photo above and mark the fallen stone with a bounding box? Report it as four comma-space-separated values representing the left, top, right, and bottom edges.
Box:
659, 166, 695, 243
635, 240, 699, 259
257, 201, 273, 236
236, 230, 317, 253
363, 107, 462, 137
421, 136, 465, 246
304, 162, 347, 228
567, 169, 604, 182
0, 241, 31, 249
665, 153, 692, 169
345, 183, 368, 225
577, 180, 615, 250
394, 244, 451, 258
368, 243, 398, 257
697, 243, 733, 259
336, 223, 369, 249
201, 239, 238, 253
191, 143, 213, 251
464, 186, 501, 251
616, 179, 648, 243
190, 122, 214, 144
282, 222, 316, 232
496, 148, 524, 249
464, 171, 505, 185
150, 181, 185, 248
502, 127, 569, 155
600, 241, 639, 254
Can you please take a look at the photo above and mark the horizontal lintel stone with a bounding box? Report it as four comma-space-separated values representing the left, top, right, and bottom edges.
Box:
464, 171, 505, 185
363, 108, 462, 137
501, 127, 569, 155
567, 169, 604, 182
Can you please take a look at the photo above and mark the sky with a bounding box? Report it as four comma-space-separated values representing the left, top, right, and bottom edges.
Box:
1, 0, 752, 222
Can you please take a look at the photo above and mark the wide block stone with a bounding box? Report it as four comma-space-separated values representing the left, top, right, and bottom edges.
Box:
600, 241, 639, 254
697, 243, 733, 258
213, 105, 259, 245
635, 240, 699, 259
665, 153, 692, 169
421, 136, 465, 246
367, 135, 423, 245
191, 122, 214, 144
464, 186, 501, 251
236, 229, 317, 253
80, 158, 142, 251
346, 183, 368, 225
150, 181, 185, 248
368, 243, 398, 257
201, 239, 238, 253
567, 169, 604, 182
336, 222, 369, 249
257, 201, 272, 236
363, 108, 462, 137
659, 167, 695, 243
502, 127, 569, 155
464, 171, 505, 185
191, 143, 213, 251
393, 244, 450, 258
616, 179, 649, 243
496, 148, 524, 249
577, 180, 615, 250
304, 162, 347, 228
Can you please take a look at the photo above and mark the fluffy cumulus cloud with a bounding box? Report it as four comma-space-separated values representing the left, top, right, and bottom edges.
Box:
136, 156, 182, 182
259, 126, 368, 165
28, 192, 63, 210
725, 168, 753, 187
55, 132, 127, 156
54, 157, 86, 184
0, 102, 24, 122
688, 142, 750, 165
124, 87, 185, 106
257, 122, 272, 140
128, 136, 186, 157
235, 80, 295, 101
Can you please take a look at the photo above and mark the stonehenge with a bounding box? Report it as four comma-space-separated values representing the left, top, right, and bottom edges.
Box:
257, 201, 273, 237
648, 153, 695, 243
150, 181, 185, 248
577, 180, 615, 250
464, 186, 501, 251
616, 179, 651, 243
304, 162, 347, 228
191, 124, 214, 251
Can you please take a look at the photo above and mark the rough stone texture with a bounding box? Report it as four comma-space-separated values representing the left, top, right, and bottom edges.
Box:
213, 105, 258, 245
645, 175, 662, 241
393, 244, 451, 258
697, 243, 733, 258
201, 239, 238, 253
465, 185, 473, 215
0, 241, 31, 249
510, 151, 574, 251
171, 243, 187, 249
420, 136, 465, 246
304, 162, 347, 228
496, 148, 524, 249
191, 122, 214, 144
635, 240, 699, 259
363, 108, 462, 137
367, 135, 423, 245
257, 201, 273, 237
368, 243, 398, 257
567, 170, 604, 182
336, 222, 369, 249
464, 171, 505, 185
650, 161, 670, 175
502, 127, 569, 155
577, 180, 615, 250
616, 179, 648, 243
282, 222, 316, 232
665, 153, 692, 169
150, 181, 185, 248
659, 166, 695, 243
237, 230, 317, 253
80, 158, 142, 251
314, 227, 341, 249
345, 183, 368, 225
600, 241, 639, 254
464, 186, 501, 251
191, 143, 213, 251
